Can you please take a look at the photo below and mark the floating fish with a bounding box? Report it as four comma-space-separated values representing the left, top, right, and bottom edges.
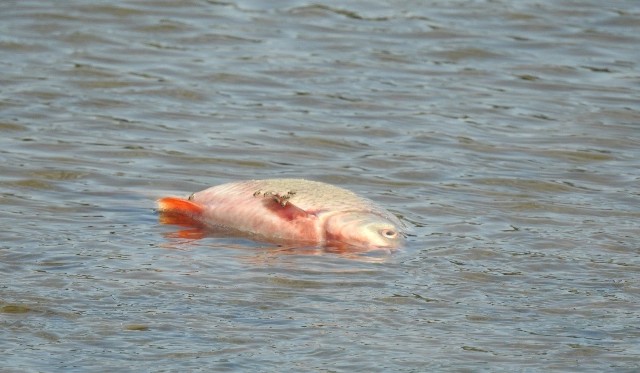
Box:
157, 179, 405, 251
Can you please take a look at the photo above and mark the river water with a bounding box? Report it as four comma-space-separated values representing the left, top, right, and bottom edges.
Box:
1, 1, 639, 371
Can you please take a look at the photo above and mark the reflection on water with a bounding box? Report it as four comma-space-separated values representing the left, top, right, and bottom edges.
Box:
1, 0, 639, 371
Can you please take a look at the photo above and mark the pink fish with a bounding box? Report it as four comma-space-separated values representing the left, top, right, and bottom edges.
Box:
157, 179, 404, 251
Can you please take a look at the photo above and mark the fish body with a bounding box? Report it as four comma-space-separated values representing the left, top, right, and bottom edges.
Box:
157, 179, 404, 250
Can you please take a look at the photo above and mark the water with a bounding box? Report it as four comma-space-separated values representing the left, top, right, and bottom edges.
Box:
1, 0, 639, 371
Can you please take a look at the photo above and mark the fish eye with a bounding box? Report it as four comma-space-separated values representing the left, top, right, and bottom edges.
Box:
380, 228, 398, 239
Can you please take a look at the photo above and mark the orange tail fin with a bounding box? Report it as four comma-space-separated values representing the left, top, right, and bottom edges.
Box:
157, 197, 205, 217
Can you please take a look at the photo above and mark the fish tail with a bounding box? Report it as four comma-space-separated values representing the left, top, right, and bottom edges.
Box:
157, 197, 204, 216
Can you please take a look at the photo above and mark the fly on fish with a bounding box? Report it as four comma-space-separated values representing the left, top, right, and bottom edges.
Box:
156, 179, 405, 251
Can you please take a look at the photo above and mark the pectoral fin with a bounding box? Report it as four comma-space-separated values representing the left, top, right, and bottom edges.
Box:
258, 193, 315, 221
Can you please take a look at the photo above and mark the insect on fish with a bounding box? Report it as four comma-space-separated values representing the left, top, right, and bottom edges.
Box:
157, 179, 405, 251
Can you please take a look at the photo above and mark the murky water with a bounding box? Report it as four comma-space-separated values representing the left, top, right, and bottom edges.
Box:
2, 0, 639, 371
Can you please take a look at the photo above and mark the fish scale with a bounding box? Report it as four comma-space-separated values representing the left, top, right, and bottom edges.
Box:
197, 179, 393, 217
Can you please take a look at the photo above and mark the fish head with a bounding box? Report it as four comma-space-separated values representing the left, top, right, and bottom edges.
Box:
324, 211, 404, 250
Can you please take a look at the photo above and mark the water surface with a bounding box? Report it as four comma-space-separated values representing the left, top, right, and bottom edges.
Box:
1, 1, 639, 371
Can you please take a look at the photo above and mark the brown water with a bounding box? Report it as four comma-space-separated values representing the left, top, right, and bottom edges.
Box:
1, 1, 639, 371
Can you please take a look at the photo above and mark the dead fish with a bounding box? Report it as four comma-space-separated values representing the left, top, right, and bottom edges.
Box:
157, 178, 405, 251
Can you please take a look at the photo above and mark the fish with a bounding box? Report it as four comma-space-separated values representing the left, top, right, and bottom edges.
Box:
156, 178, 405, 251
